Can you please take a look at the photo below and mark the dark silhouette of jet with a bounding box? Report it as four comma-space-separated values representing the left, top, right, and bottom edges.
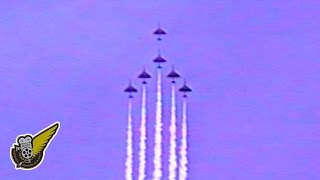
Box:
124, 81, 138, 98
167, 66, 181, 83
138, 68, 151, 84
179, 80, 192, 97
153, 51, 167, 68
153, 26, 167, 41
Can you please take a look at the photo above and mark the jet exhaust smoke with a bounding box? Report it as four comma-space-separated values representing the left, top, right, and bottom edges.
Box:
124, 26, 192, 180
125, 98, 133, 180
169, 83, 178, 180
179, 98, 188, 180
153, 68, 163, 180
138, 84, 147, 180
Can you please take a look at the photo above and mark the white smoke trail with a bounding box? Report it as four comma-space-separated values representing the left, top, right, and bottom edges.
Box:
125, 98, 133, 180
138, 84, 147, 180
179, 98, 188, 180
169, 83, 177, 180
153, 68, 163, 180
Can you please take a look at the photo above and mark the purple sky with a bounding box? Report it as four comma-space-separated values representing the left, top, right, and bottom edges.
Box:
0, 1, 319, 179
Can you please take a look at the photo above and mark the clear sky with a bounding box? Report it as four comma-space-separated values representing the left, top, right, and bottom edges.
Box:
0, 1, 319, 179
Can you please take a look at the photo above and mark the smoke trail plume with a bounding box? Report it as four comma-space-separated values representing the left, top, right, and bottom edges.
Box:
169, 83, 177, 180
125, 98, 133, 180
179, 98, 188, 180
153, 68, 163, 180
138, 84, 147, 180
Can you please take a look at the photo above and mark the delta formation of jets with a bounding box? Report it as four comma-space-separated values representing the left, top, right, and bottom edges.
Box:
124, 25, 192, 98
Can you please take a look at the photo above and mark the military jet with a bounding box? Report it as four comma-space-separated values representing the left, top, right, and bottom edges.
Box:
167, 66, 181, 83
153, 51, 167, 68
153, 26, 167, 41
179, 80, 192, 97
124, 81, 138, 98
138, 68, 151, 84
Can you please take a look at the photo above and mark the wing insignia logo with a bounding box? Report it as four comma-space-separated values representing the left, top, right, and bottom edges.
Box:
10, 122, 60, 170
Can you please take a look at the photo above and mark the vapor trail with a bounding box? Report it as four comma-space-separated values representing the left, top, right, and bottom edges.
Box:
125, 98, 133, 180
179, 98, 188, 180
138, 84, 147, 180
168, 83, 177, 180
153, 68, 163, 180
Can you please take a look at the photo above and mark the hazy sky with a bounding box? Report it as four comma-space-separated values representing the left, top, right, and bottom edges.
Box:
0, 1, 319, 179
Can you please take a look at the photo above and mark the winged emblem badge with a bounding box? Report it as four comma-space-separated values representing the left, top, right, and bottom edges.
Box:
10, 122, 60, 170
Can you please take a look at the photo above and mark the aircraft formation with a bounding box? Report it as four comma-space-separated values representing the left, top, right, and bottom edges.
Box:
124, 25, 192, 98
124, 25, 192, 180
